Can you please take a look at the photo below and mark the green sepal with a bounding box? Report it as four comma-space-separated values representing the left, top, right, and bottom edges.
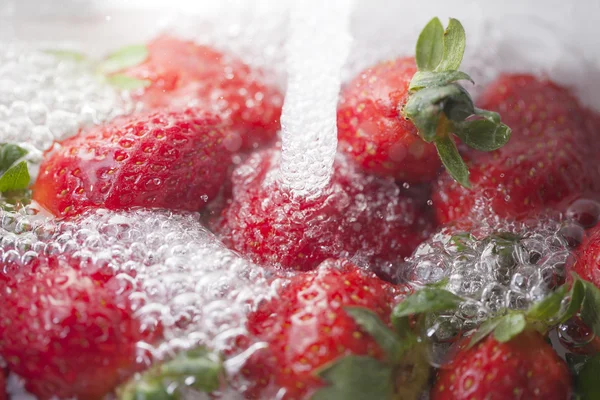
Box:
0, 161, 30, 192
435, 18, 466, 72
403, 84, 472, 142
97, 44, 149, 74
493, 313, 527, 342
575, 354, 600, 400
345, 307, 404, 362
0, 143, 28, 174
467, 317, 502, 349
527, 285, 568, 323
415, 17, 444, 71
313, 355, 395, 400
117, 347, 224, 400
409, 70, 473, 91
562, 277, 586, 323
392, 287, 463, 320
453, 119, 512, 152
106, 74, 152, 90
44, 49, 87, 62
580, 280, 600, 336
434, 134, 470, 188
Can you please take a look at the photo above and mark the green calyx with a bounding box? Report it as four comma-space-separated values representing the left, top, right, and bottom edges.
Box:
467, 273, 600, 348
402, 17, 511, 188
45, 45, 151, 91
117, 347, 225, 400
312, 306, 431, 400
0, 143, 31, 208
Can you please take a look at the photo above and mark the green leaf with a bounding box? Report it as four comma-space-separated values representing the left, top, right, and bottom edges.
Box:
434, 134, 470, 188
392, 287, 463, 320
415, 17, 445, 72
0, 144, 28, 174
576, 354, 600, 400
117, 347, 223, 400
97, 44, 149, 74
409, 70, 473, 91
453, 119, 512, 152
403, 84, 472, 142
561, 278, 586, 323
0, 161, 30, 192
345, 307, 403, 361
436, 18, 467, 72
493, 313, 527, 342
474, 108, 501, 124
313, 355, 394, 400
580, 280, 600, 336
467, 317, 502, 349
44, 49, 87, 62
106, 74, 151, 90
527, 285, 568, 323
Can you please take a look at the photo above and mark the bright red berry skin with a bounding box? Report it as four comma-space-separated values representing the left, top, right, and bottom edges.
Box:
122, 35, 283, 149
433, 74, 600, 224
337, 57, 441, 183
0, 368, 6, 400
242, 259, 408, 399
0, 257, 155, 400
572, 222, 600, 288
33, 108, 232, 217
212, 146, 435, 273
432, 330, 571, 400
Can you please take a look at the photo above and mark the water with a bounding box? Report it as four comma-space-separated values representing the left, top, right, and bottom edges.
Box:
404, 215, 572, 349
0, 44, 134, 181
1, 1, 600, 398
278, 0, 353, 196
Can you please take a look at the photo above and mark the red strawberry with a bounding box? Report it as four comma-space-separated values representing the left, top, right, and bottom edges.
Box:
572, 221, 600, 288
120, 35, 283, 150
336, 18, 511, 186
0, 256, 157, 400
212, 146, 435, 274
33, 108, 232, 217
0, 368, 6, 400
432, 330, 571, 400
433, 74, 600, 223
337, 57, 441, 183
242, 259, 419, 399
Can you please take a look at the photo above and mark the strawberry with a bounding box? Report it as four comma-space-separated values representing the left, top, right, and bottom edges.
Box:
433, 74, 600, 223
432, 330, 571, 400
32, 108, 232, 217
0, 255, 158, 400
0, 368, 6, 400
572, 221, 600, 288
119, 35, 283, 150
212, 146, 435, 274
337, 57, 441, 182
242, 259, 429, 400
337, 18, 510, 185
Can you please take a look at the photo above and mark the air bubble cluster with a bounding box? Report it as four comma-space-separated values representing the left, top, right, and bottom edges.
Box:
0, 44, 134, 180
404, 216, 572, 345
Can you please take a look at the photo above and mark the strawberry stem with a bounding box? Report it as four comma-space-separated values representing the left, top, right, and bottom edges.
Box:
402, 17, 511, 187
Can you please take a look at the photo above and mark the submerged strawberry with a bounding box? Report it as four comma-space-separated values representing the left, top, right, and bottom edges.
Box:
0, 256, 157, 400
433, 74, 600, 223
338, 18, 510, 185
242, 259, 428, 400
118, 36, 283, 149
572, 220, 600, 288
33, 108, 232, 217
432, 330, 571, 400
212, 146, 434, 273
0, 368, 5, 400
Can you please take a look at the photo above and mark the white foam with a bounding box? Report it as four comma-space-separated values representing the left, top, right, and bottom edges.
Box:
278, 0, 353, 196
